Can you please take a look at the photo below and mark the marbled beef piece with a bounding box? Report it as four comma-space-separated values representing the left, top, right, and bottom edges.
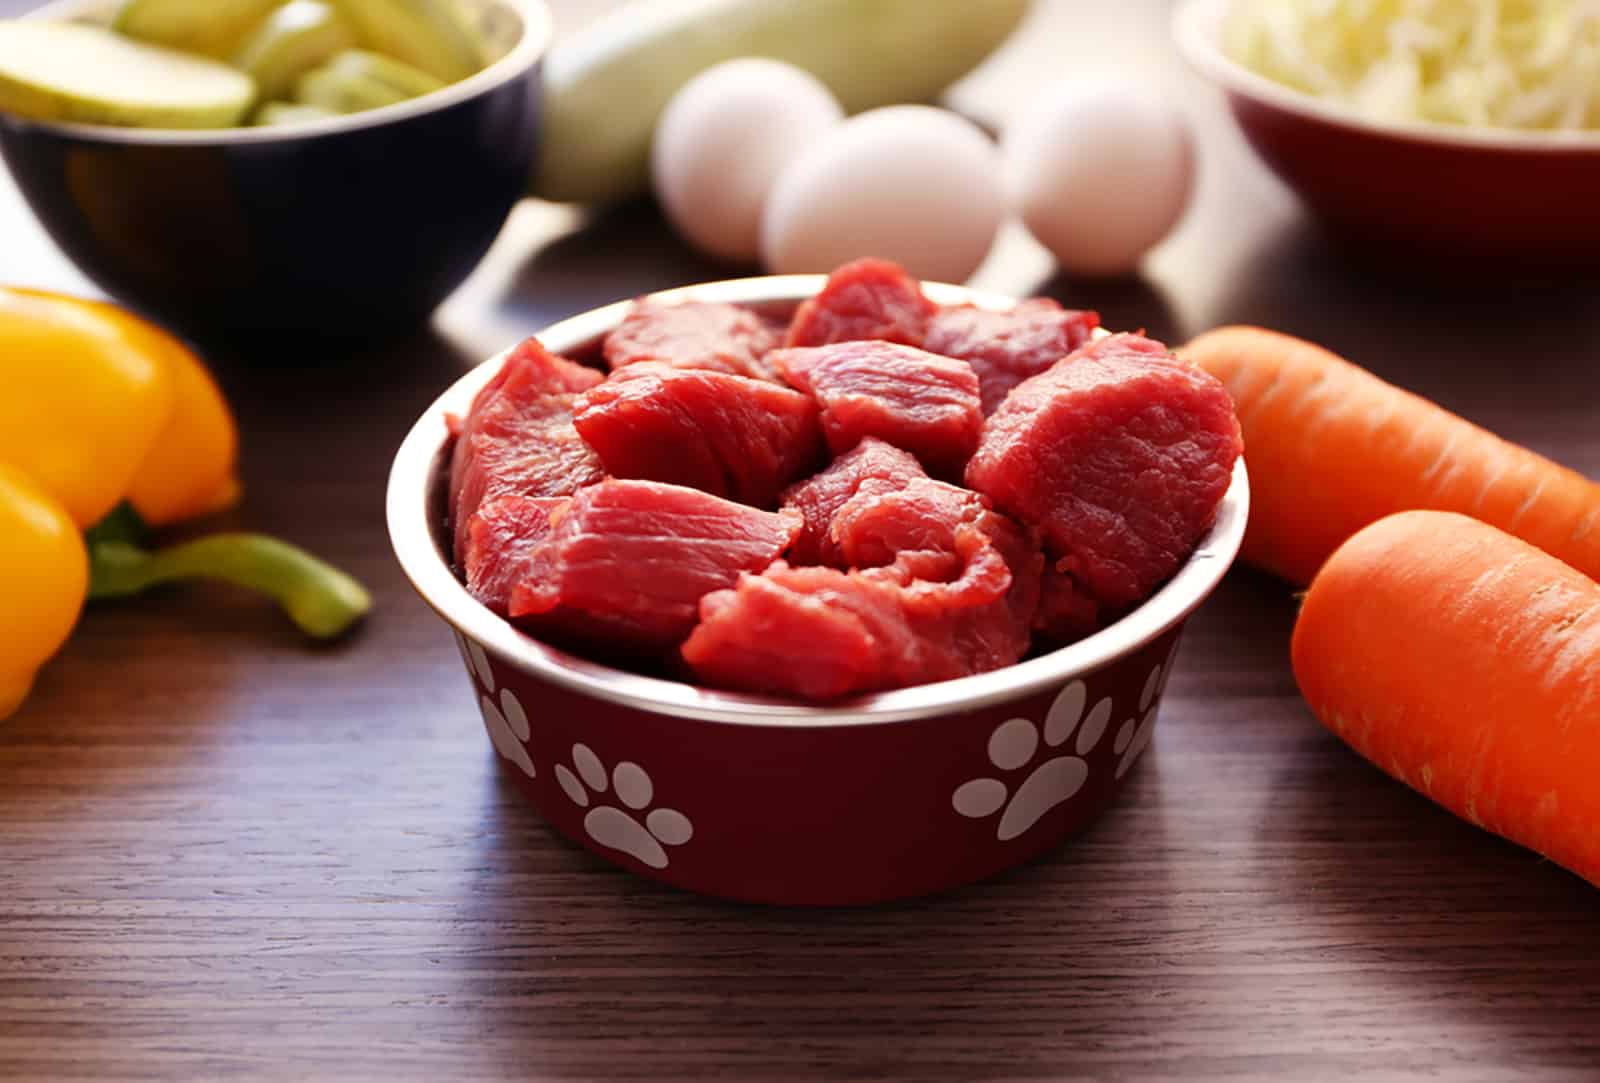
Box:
463, 495, 570, 616
783, 258, 937, 348
572, 363, 824, 508
772, 341, 983, 478
965, 333, 1242, 609
683, 499, 1042, 700
508, 480, 801, 657
778, 437, 926, 568
448, 336, 605, 565
924, 299, 1100, 414
603, 299, 782, 381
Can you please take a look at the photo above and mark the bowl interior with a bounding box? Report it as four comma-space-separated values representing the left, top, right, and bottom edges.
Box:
388, 275, 1250, 727
9, 0, 550, 144
1174, 0, 1600, 153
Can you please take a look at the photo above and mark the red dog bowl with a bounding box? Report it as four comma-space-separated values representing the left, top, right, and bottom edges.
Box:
1176, 0, 1600, 270
387, 276, 1249, 905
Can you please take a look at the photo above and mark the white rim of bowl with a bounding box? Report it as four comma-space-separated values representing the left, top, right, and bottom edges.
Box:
386, 275, 1251, 728
6, 0, 552, 144
1175, 0, 1600, 152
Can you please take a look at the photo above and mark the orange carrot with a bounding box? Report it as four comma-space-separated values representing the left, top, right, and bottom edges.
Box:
1293, 510, 1600, 888
1180, 326, 1600, 585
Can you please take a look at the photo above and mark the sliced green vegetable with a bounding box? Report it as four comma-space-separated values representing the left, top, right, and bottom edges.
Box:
294, 62, 408, 113
252, 100, 340, 125
533, 0, 1032, 204
0, 21, 255, 128
324, 48, 444, 99
233, 0, 359, 101
89, 533, 370, 640
113, 0, 285, 60
330, 0, 484, 82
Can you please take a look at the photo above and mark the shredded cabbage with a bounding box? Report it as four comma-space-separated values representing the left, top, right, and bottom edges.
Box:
1223, 0, 1600, 131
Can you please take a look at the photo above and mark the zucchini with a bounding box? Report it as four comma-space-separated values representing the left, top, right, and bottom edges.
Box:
293, 63, 408, 113
0, 20, 255, 129
534, 0, 1032, 204
323, 48, 444, 98
113, 0, 286, 60
330, 0, 484, 83
232, 0, 359, 101
252, 100, 340, 125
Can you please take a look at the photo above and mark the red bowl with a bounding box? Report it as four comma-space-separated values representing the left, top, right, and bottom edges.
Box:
386, 276, 1249, 905
1175, 0, 1600, 269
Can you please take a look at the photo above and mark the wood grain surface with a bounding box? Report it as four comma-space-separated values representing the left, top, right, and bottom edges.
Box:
3, 1, 1598, 1080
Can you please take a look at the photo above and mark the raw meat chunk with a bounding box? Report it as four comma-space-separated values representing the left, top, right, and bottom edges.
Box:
783, 258, 937, 348
573, 363, 824, 508
683, 501, 1042, 700
449, 337, 605, 564
779, 437, 926, 567
886, 498, 1043, 661
684, 562, 917, 698
965, 333, 1242, 609
463, 495, 569, 616
1033, 568, 1101, 644
924, 299, 1100, 414
603, 299, 781, 381
772, 341, 983, 478
832, 476, 990, 569
902, 519, 1041, 680
509, 479, 801, 656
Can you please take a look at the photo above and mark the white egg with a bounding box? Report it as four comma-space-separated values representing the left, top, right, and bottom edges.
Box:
761, 105, 1005, 283
1004, 80, 1195, 277
651, 58, 844, 262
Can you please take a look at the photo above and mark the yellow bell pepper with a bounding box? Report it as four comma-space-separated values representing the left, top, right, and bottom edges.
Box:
0, 288, 241, 527
89, 298, 242, 526
0, 288, 368, 723
0, 463, 88, 719
0, 287, 175, 527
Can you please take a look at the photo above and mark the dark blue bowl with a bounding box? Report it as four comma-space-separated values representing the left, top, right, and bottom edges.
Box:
0, 0, 550, 342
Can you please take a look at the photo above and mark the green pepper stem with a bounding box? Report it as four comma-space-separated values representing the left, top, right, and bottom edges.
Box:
88, 535, 371, 640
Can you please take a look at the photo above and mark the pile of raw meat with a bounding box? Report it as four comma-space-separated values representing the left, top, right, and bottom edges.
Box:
448, 259, 1242, 701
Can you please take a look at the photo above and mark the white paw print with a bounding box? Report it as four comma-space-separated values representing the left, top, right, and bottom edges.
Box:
457, 633, 535, 778
458, 633, 495, 691
952, 680, 1112, 841
1112, 651, 1175, 780
555, 744, 693, 870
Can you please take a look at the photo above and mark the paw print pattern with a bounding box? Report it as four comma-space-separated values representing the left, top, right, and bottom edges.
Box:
457, 633, 535, 778
1112, 648, 1176, 780
556, 744, 693, 869
480, 689, 534, 778
458, 633, 496, 692
951, 680, 1111, 841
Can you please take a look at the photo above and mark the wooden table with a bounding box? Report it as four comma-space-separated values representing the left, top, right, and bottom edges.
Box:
3, 2, 1598, 1079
